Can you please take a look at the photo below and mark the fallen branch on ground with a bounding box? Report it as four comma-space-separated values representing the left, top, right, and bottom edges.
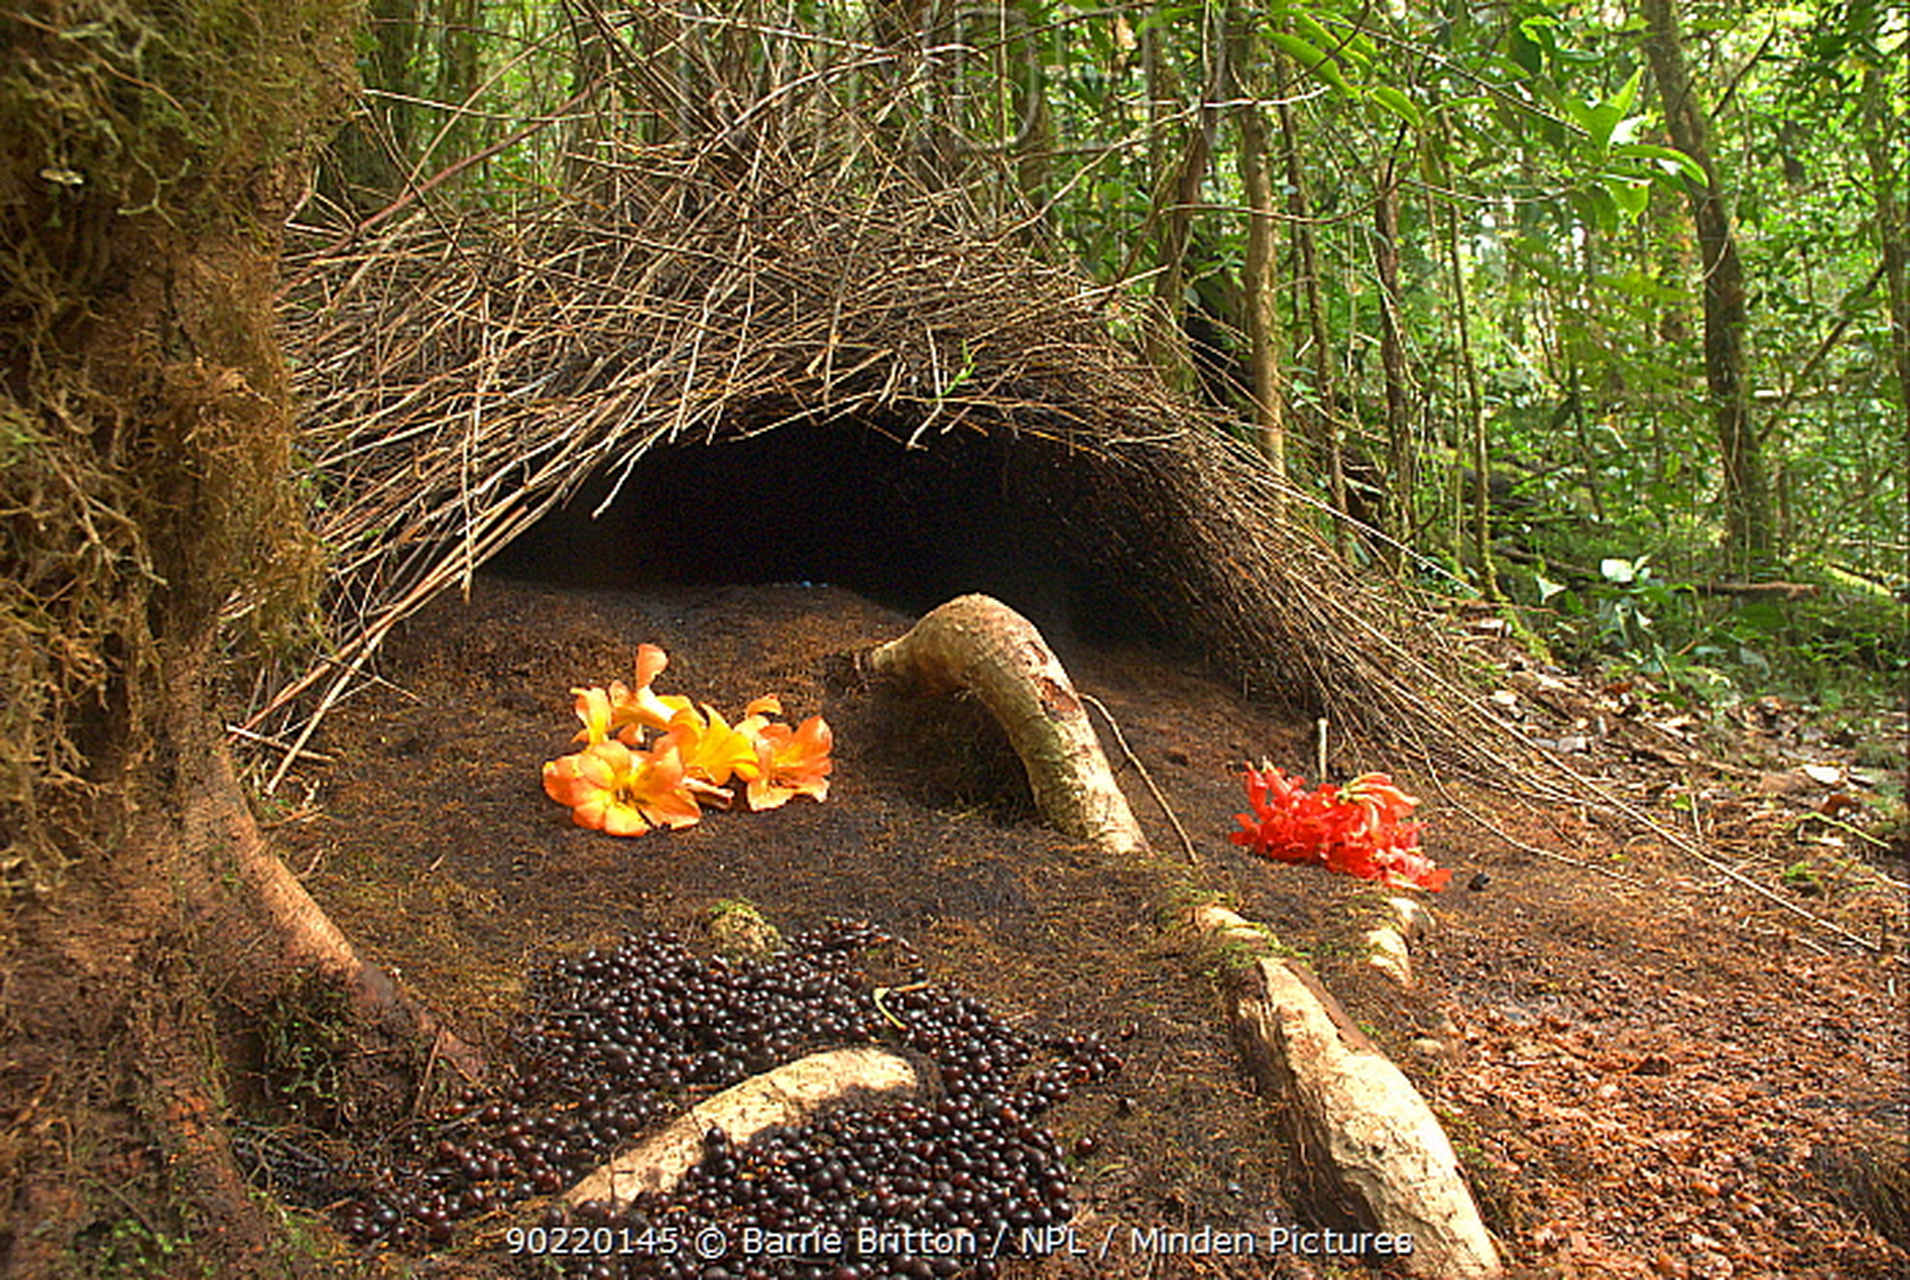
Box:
1191, 903, 1502, 1279
867, 594, 1147, 857
565, 1047, 930, 1208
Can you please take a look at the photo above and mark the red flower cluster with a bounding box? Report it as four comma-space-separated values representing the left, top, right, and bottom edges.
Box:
1230, 765, 1449, 891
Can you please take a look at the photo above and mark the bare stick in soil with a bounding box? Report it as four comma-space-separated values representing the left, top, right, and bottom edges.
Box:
1082, 689, 1199, 863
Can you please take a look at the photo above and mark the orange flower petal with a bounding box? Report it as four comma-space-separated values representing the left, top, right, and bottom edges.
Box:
543, 738, 705, 836
635, 643, 669, 688
667, 705, 761, 787
542, 751, 601, 809
611, 644, 699, 733
635, 743, 703, 829
570, 685, 619, 744
746, 714, 833, 809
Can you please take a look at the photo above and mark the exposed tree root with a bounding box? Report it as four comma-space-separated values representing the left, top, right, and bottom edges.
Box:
1192, 904, 1502, 1278
566, 1048, 931, 1208
0, 647, 470, 1274
221, 773, 485, 1087
867, 594, 1146, 856
1362, 895, 1432, 989
869, 596, 1497, 1273
185, 690, 488, 1089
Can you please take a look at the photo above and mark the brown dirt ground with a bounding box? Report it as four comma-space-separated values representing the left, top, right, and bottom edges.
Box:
254, 576, 1908, 1279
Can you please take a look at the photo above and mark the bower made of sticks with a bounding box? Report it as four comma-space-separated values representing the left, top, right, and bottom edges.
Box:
271, 145, 1487, 766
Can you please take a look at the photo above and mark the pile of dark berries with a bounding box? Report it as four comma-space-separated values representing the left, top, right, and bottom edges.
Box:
320, 919, 1120, 1279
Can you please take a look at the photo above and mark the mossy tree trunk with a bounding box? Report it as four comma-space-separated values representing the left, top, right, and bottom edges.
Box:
0, 4, 449, 1273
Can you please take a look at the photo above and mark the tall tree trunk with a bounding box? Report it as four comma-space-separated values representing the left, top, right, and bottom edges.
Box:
1857, 60, 1909, 519
1011, 0, 1053, 215
1641, 0, 1775, 575
433, 0, 484, 170
1435, 134, 1494, 599
326, 0, 423, 211
1569, 237, 1610, 525
1373, 156, 1411, 555
1146, 6, 1218, 390
1275, 62, 1348, 524
1228, 6, 1286, 490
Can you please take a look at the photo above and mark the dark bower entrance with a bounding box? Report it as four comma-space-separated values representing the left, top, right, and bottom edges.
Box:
488, 420, 1153, 647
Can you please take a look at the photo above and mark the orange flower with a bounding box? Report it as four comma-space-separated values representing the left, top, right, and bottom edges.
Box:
570, 684, 621, 745
614, 643, 698, 737
571, 644, 698, 747
542, 739, 702, 835
746, 714, 833, 810
662, 704, 762, 790
730, 694, 784, 779
546, 648, 834, 832
1341, 773, 1420, 840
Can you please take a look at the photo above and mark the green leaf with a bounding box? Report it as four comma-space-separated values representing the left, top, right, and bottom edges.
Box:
1573, 185, 1621, 234
1516, 16, 1559, 72
1596, 268, 1688, 304
1611, 66, 1642, 117
1269, 31, 1351, 94
1292, 13, 1361, 69
1368, 85, 1423, 128
1583, 100, 1626, 154
1605, 174, 1651, 221
1574, 69, 1645, 155
1132, 5, 1200, 38
1612, 142, 1706, 184
1433, 93, 1494, 117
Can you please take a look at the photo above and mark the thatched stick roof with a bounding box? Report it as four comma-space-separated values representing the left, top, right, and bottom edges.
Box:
257, 130, 1509, 796
247, 0, 1530, 797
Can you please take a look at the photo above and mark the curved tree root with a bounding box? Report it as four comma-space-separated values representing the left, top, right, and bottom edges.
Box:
192, 731, 488, 1087
867, 594, 1146, 856
1363, 895, 1433, 989
566, 1047, 931, 1208
1192, 904, 1502, 1278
